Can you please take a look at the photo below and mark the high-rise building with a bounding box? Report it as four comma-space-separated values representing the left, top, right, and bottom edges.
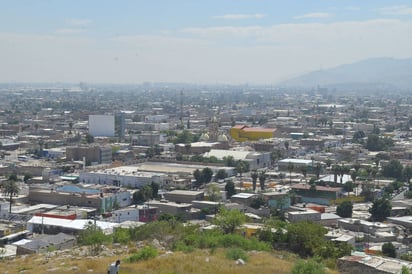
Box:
89, 115, 115, 137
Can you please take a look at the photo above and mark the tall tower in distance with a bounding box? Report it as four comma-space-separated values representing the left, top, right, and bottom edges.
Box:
179, 90, 184, 128
209, 116, 219, 142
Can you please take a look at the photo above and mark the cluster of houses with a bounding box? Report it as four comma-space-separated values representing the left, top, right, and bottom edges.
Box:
2, 86, 412, 272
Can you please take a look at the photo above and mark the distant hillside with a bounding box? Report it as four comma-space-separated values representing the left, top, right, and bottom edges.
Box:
279, 57, 412, 90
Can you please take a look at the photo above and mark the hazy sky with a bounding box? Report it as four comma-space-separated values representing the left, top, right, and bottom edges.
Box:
1, 0, 412, 84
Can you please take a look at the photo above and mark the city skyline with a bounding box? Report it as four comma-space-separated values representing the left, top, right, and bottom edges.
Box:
1, 0, 412, 84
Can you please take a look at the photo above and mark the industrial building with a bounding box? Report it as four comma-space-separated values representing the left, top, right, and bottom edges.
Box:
66, 145, 112, 165
79, 166, 166, 188
28, 184, 132, 213
203, 149, 271, 170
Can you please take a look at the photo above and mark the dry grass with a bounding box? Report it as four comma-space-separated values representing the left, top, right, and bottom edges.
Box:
0, 248, 339, 274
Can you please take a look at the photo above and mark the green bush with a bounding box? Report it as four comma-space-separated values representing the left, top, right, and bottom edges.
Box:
226, 248, 248, 261
125, 246, 158, 263
292, 259, 325, 274
174, 230, 270, 252
112, 228, 131, 244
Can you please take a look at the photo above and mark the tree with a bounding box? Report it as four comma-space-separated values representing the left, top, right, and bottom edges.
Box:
301, 166, 307, 181
332, 164, 340, 184
206, 183, 221, 202
201, 167, 213, 184
404, 165, 412, 184
132, 185, 153, 205
343, 181, 354, 193
150, 182, 159, 199
314, 163, 322, 180
336, 201, 353, 218
270, 149, 282, 165
361, 183, 376, 202
365, 134, 393, 151
339, 165, 350, 183
23, 174, 33, 183
8, 174, 18, 181
236, 161, 248, 177
369, 198, 391, 222
225, 180, 236, 198
352, 130, 366, 143
287, 162, 294, 185
284, 141, 289, 156
141, 185, 153, 201
85, 134, 94, 144
250, 197, 265, 209
223, 156, 236, 167
174, 130, 193, 144
215, 169, 228, 181
251, 170, 258, 192
292, 259, 325, 274
382, 242, 396, 258
78, 222, 111, 255
402, 266, 410, 274
2, 178, 19, 213
259, 171, 267, 191
382, 160, 403, 180
68, 121, 73, 135
132, 190, 144, 205
193, 169, 203, 188
287, 221, 327, 257
350, 171, 358, 186
214, 207, 247, 234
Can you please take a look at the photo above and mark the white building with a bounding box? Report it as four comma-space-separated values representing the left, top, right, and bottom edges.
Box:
89, 115, 115, 137
112, 207, 139, 223
203, 149, 271, 170
0, 202, 9, 220
79, 166, 166, 188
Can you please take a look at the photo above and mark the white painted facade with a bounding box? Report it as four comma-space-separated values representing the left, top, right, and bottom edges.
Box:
89, 115, 115, 137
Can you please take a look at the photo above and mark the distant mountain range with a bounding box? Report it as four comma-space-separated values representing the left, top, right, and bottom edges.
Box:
279, 57, 412, 90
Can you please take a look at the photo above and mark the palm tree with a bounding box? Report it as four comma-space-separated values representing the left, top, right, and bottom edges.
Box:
236, 161, 247, 190
314, 163, 322, 180
259, 171, 267, 191
284, 141, 289, 157
287, 162, 294, 185
301, 166, 307, 183
68, 121, 73, 135
2, 179, 19, 213
251, 170, 258, 192
340, 165, 350, 183
332, 164, 340, 184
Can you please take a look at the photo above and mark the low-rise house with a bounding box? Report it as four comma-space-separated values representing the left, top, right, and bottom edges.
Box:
28, 184, 132, 213
27, 216, 117, 235
79, 166, 166, 188
111, 205, 157, 223
286, 208, 321, 222
325, 230, 356, 246
14, 233, 76, 255
262, 192, 291, 210
338, 252, 412, 274
203, 149, 271, 169
291, 183, 343, 205
230, 193, 258, 207
148, 200, 192, 217
164, 190, 204, 204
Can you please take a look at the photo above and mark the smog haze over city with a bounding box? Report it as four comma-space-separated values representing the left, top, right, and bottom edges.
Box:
1, 0, 412, 85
